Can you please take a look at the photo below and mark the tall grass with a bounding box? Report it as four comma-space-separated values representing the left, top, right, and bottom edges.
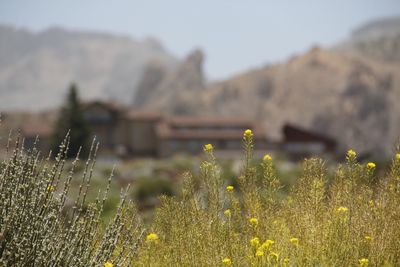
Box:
134, 131, 400, 266
1, 130, 400, 266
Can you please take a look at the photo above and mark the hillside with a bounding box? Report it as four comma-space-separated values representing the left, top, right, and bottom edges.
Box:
204, 48, 400, 155
135, 17, 400, 155
0, 25, 177, 110
336, 16, 400, 63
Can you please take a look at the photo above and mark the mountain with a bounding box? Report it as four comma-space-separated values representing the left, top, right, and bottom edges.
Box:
336, 16, 400, 63
134, 49, 205, 114
135, 17, 400, 155
0, 25, 177, 111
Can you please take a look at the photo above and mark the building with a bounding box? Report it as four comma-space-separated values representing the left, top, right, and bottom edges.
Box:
82, 101, 270, 158
82, 101, 126, 153
282, 124, 337, 159
81, 102, 338, 159
83, 101, 162, 156
2, 101, 337, 159
155, 116, 269, 157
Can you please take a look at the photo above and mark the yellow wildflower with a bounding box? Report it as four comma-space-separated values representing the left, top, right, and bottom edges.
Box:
250, 237, 260, 247
336, 206, 349, 215
47, 185, 55, 192
243, 129, 253, 138
263, 154, 272, 162
290, 237, 299, 246
146, 233, 159, 244
224, 209, 231, 218
265, 239, 275, 246
364, 235, 372, 241
359, 258, 369, 266
222, 258, 232, 266
367, 162, 376, 170
396, 153, 400, 161
104, 262, 113, 267
255, 249, 264, 257
260, 239, 274, 250
249, 217, 258, 226
204, 143, 213, 152
347, 149, 357, 159
226, 185, 234, 192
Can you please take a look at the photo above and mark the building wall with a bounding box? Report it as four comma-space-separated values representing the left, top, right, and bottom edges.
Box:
113, 118, 129, 143
128, 121, 158, 155
90, 124, 115, 149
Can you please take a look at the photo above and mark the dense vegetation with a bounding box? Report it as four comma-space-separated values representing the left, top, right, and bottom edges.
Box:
1, 130, 400, 266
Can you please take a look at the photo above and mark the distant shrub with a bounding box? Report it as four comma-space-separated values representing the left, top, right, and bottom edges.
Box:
133, 176, 175, 203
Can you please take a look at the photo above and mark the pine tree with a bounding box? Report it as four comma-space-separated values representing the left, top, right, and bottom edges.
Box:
51, 83, 90, 158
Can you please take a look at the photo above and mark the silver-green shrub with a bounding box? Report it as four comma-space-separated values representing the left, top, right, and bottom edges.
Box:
0, 134, 142, 267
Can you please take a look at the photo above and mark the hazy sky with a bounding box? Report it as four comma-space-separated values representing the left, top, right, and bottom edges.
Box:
1, 0, 399, 80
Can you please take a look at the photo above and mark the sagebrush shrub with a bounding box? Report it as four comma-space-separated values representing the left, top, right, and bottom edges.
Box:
0, 135, 142, 267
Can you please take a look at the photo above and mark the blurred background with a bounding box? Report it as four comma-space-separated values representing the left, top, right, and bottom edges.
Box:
1, 0, 400, 214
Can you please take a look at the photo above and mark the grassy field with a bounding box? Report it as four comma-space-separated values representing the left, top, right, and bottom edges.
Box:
1, 130, 400, 266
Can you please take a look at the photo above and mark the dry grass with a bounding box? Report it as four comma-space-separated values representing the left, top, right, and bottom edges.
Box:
132, 131, 400, 266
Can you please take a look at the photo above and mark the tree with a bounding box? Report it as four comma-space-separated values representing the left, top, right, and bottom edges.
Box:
51, 83, 90, 158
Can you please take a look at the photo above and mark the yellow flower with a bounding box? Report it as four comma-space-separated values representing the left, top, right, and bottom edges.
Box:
243, 129, 253, 138
263, 154, 272, 162
224, 209, 231, 218
204, 143, 213, 152
347, 149, 357, 159
226, 185, 234, 192
336, 206, 349, 215
146, 233, 159, 244
250, 237, 260, 247
364, 235, 372, 241
396, 153, 400, 161
104, 262, 113, 267
222, 258, 232, 266
290, 237, 299, 246
367, 162, 376, 170
359, 258, 369, 266
47, 185, 55, 192
260, 239, 274, 250
255, 249, 264, 257
249, 217, 258, 226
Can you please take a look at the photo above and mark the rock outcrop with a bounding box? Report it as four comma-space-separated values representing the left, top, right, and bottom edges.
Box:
133, 49, 205, 115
